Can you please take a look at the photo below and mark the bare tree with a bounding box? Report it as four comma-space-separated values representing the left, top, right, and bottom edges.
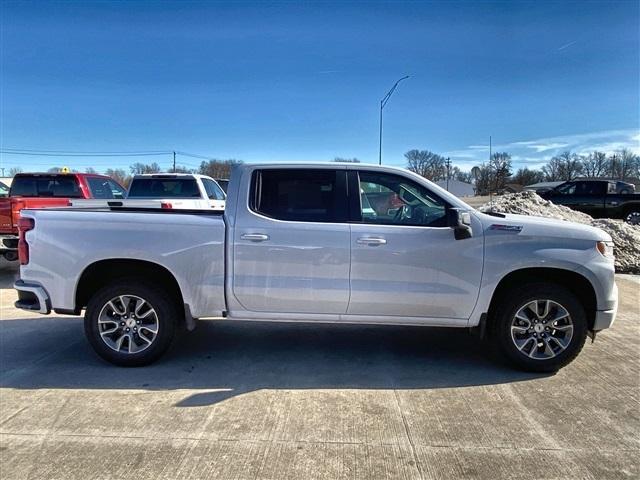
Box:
543, 151, 582, 181
169, 165, 195, 173
489, 152, 512, 190
130, 162, 161, 175
473, 163, 493, 194
542, 157, 561, 181
106, 168, 131, 187
450, 166, 473, 183
85, 167, 98, 174
405, 149, 446, 181
511, 167, 544, 186
199, 159, 243, 179
609, 149, 639, 180
581, 151, 608, 178
8, 167, 23, 177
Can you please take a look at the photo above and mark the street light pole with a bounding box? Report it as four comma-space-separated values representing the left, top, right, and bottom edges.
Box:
378, 75, 409, 165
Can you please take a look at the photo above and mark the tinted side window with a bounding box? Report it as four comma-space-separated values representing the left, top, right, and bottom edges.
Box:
253, 169, 341, 222
556, 182, 576, 195
10, 176, 81, 198
216, 179, 229, 193
202, 178, 226, 200
87, 177, 125, 199
357, 171, 449, 227
575, 181, 606, 195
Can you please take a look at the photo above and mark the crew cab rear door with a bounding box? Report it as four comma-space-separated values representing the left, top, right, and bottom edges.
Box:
347, 170, 483, 321
231, 167, 351, 314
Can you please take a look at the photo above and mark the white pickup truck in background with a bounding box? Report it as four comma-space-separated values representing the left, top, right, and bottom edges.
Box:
15, 163, 617, 372
71, 173, 226, 210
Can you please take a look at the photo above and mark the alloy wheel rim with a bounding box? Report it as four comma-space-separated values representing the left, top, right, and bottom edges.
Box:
98, 295, 159, 354
510, 299, 573, 360
626, 212, 640, 225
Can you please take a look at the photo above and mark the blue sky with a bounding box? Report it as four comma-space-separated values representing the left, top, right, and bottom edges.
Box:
1, 0, 638, 173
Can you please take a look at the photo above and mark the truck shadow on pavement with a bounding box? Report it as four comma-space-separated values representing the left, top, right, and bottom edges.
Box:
0, 317, 548, 406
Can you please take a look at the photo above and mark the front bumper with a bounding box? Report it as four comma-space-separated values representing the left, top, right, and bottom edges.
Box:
14, 280, 51, 314
593, 282, 618, 331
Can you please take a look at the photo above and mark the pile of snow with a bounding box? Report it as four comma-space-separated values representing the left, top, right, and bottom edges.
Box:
479, 191, 640, 274
592, 219, 640, 274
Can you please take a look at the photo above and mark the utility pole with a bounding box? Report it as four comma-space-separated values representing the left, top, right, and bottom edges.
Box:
172, 151, 176, 172
445, 157, 451, 191
0, 168, 4, 177
378, 75, 410, 165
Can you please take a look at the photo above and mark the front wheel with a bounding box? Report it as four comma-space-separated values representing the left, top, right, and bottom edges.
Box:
492, 284, 588, 372
84, 278, 179, 366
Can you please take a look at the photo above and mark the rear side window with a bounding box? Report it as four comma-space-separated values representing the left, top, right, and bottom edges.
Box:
252, 169, 342, 222
10, 175, 82, 198
128, 178, 200, 198
202, 178, 226, 200
87, 177, 126, 199
575, 181, 606, 195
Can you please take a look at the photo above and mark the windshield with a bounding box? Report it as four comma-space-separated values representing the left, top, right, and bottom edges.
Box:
10, 175, 82, 198
128, 178, 201, 198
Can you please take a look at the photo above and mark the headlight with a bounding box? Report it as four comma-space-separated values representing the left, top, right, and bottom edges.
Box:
596, 241, 614, 259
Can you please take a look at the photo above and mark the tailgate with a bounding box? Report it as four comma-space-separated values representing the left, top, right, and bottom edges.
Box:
1, 198, 71, 235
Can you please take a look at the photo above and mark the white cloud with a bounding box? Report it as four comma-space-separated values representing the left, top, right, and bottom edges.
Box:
446, 128, 639, 169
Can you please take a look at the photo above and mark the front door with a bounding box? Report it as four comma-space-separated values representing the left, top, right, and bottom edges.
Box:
347, 170, 483, 320
232, 168, 351, 314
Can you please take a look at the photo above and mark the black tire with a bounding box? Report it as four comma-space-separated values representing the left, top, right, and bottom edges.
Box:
624, 209, 640, 225
491, 283, 587, 373
84, 278, 179, 366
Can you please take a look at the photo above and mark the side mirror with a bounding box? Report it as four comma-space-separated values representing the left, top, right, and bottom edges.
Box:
448, 208, 472, 240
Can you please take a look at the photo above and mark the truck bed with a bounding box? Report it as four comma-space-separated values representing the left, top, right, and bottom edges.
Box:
19, 207, 226, 318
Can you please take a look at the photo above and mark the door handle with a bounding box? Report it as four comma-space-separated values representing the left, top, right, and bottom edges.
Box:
241, 233, 269, 242
357, 237, 387, 246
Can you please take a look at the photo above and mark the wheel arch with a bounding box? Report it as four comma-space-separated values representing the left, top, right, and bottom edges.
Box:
487, 267, 597, 331
75, 259, 186, 316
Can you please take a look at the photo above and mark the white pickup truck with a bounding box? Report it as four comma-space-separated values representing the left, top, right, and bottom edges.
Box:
15, 163, 617, 372
71, 173, 226, 210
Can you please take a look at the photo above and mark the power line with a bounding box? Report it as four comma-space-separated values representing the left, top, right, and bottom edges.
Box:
0, 151, 171, 157
1, 149, 217, 161
175, 151, 217, 160
1, 148, 172, 154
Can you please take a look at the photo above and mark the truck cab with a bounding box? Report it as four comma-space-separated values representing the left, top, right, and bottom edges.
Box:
540, 179, 640, 223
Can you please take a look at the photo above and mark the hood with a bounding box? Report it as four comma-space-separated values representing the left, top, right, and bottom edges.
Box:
477, 212, 612, 242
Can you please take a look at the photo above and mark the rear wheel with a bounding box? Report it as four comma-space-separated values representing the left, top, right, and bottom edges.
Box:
624, 209, 640, 225
84, 278, 179, 366
492, 283, 587, 372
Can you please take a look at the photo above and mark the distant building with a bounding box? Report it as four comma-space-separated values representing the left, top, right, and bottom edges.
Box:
436, 178, 474, 197
503, 183, 524, 193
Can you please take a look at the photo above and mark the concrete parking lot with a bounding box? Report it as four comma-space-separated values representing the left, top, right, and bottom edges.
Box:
0, 261, 638, 480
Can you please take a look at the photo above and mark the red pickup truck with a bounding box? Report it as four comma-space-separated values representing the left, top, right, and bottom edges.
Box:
0, 172, 125, 260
